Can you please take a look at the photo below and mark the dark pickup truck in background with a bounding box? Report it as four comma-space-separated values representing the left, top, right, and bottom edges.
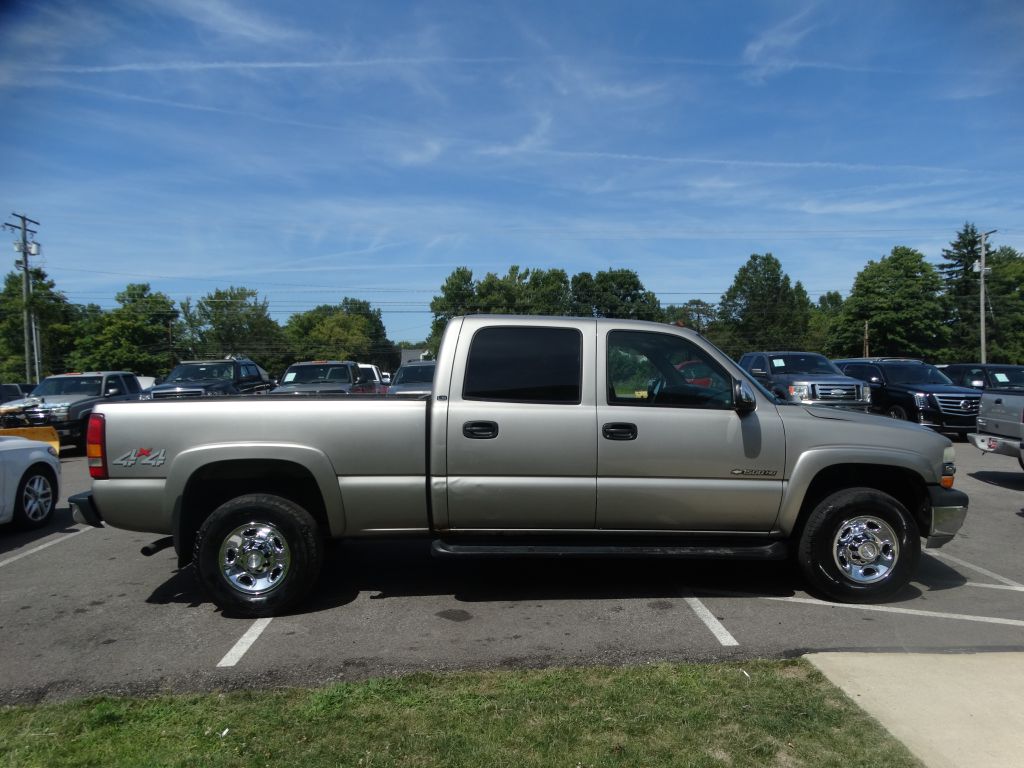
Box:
738, 351, 870, 411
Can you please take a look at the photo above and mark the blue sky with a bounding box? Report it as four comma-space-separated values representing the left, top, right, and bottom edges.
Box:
1, 0, 1021, 343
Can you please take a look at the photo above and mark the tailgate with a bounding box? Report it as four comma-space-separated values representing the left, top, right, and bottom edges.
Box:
978, 392, 1024, 440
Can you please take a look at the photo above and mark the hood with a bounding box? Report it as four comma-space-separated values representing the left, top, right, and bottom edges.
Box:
885, 383, 979, 395
3, 393, 93, 408
768, 373, 863, 386
270, 383, 352, 395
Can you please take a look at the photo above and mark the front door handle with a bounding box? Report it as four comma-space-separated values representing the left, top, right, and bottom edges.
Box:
463, 420, 499, 439
602, 422, 638, 441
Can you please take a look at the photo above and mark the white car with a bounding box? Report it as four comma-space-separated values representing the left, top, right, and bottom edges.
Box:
0, 436, 60, 528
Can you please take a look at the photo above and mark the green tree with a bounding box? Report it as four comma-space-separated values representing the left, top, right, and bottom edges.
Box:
428, 267, 475, 348
832, 246, 947, 358
662, 299, 718, 334
937, 223, 984, 360
716, 254, 813, 357
340, 297, 399, 371
0, 267, 81, 381
808, 290, 844, 355
67, 284, 180, 376
982, 246, 1024, 364
571, 269, 661, 320
182, 286, 287, 373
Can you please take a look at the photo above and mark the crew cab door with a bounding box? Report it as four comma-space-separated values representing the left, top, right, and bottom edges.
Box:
443, 321, 597, 530
596, 327, 784, 531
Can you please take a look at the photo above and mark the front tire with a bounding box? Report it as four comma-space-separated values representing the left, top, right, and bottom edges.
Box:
798, 488, 919, 603
887, 405, 908, 420
194, 494, 324, 617
13, 466, 56, 529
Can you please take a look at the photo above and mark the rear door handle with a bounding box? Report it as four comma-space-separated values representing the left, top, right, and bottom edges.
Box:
463, 420, 499, 439
602, 422, 638, 441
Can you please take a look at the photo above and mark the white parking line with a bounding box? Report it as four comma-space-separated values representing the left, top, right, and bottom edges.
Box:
684, 597, 739, 646
764, 596, 1024, 628
217, 618, 273, 667
926, 551, 1024, 588
0, 526, 92, 569
964, 582, 1024, 593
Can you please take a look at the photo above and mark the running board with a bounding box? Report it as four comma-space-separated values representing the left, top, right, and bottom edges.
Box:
431, 538, 789, 561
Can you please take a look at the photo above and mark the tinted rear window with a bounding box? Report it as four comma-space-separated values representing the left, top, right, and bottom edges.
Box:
464, 327, 582, 404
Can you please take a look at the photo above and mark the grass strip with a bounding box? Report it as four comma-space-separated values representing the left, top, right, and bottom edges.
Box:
1, 659, 921, 768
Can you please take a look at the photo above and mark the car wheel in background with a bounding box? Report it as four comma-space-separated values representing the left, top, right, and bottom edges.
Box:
886, 405, 908, 420
193, 494, 324, 617
13, 466, 57, 529
798, 487, 919, 603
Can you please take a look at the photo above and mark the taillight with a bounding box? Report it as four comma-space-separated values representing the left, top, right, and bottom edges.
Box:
87, 413, 108, 480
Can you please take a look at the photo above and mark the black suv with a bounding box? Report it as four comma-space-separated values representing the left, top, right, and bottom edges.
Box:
936, 363, 1024, 391
834, 358, 981, 436
149, 358, 273, 399
737, 351, 870, 410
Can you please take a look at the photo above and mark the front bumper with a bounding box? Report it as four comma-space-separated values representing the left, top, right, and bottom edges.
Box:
969, 432, 1022, 460
925, 486, 968, 548
69, 491, 104, 527
917, 409, 976, 434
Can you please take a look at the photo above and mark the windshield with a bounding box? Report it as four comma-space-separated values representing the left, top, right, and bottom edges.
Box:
884, 363, 952, 385
768, 354, 841, 375
282, 364, 352, 384
166, 363, 235, 382
989, 367, 1024, 389
392, 364, 435, 385
33, 376, 103, 397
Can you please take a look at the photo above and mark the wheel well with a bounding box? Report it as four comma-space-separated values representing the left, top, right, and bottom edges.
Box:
793, 464, 929, 542
20, 463, 57, 491
176, 459, 329, 566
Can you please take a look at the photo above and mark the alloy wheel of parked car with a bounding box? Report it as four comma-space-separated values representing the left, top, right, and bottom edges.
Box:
14, 466, 56, 529
193, 493, 324, 617
798, 487, 919, 603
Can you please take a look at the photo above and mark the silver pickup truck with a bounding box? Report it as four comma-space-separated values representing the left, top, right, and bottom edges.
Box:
969, 388, 1024, 471
70, 316, 968, 617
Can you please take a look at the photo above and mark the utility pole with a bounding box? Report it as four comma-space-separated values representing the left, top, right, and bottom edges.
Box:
862, 320, 869, 358
979, 229, 996, 364
3, 213, 40, 382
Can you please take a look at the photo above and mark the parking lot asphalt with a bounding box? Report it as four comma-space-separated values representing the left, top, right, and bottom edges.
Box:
1, 440, 1022, 706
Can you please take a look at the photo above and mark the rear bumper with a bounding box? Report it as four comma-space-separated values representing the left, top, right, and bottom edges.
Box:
969, 432, 1022, 460
925, 486, 968, 548
69, 491, 104, 527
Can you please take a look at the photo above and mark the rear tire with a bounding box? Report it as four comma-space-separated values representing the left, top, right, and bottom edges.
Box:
13, 466, 56, 529
798, 487, 919, 603
194, 494, 324, 617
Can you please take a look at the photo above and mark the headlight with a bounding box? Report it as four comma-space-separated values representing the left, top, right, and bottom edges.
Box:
788, 384, 812, 402
862, 387, 871, 403
941, 445, 956, 488
48, 404, 70, 419
913, 392, 929, 409
204, 389, 227, 396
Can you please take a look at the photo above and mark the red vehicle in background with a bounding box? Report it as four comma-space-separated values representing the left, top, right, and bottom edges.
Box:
350, 363, 389, 394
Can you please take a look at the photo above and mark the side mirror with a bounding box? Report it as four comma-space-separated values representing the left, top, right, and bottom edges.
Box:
733, 379, 757, 414
105, 387, 122, 397
969, 379, 984, 389
749, 368, 768, 379
869, 376, 882, 385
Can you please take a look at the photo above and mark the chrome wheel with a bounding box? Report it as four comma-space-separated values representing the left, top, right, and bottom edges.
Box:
833, 515, 899, 584
219, 522, 291, 595
21, 472, 54, 523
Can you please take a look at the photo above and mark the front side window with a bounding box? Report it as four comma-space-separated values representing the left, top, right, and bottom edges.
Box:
464, 326, 582, 404
607, 331, 732, 409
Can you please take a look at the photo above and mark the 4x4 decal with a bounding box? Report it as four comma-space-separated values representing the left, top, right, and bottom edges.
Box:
112, 448, 167, 468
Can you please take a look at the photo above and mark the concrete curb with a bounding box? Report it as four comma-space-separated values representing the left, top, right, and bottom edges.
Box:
807, 652, 1024, 768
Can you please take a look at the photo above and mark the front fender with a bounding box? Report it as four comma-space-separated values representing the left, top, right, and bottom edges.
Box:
164, 442, 346, 536
775, 446, 936, 534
